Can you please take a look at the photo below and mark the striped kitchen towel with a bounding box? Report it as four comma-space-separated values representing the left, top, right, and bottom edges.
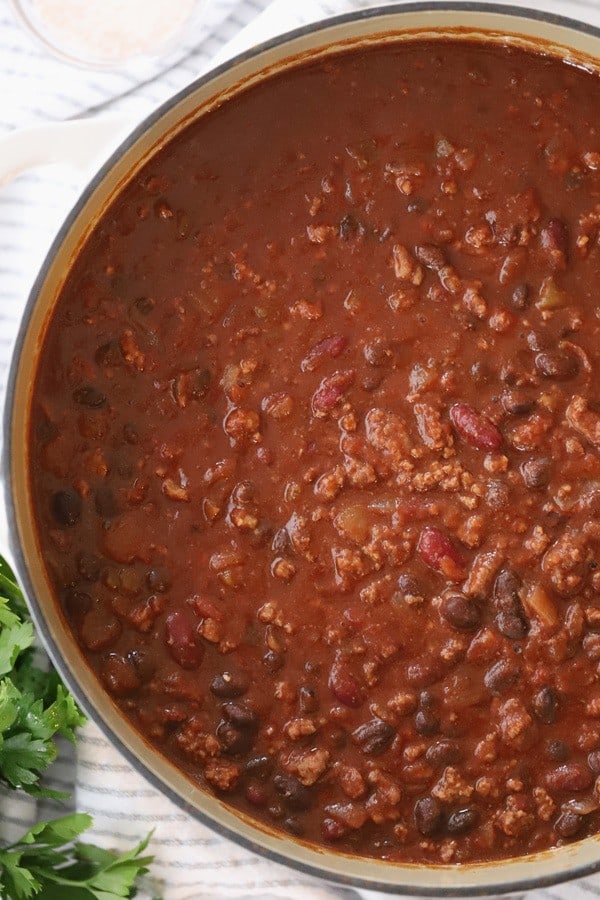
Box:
1, 1, 600, 898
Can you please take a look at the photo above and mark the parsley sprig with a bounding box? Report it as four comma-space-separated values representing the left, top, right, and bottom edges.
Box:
0, 555, 158, 899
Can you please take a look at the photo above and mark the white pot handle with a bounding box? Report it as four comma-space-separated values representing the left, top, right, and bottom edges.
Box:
0, 114, 134, 189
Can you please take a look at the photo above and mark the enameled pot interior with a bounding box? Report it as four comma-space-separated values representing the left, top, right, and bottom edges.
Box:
5, 5, 600, 894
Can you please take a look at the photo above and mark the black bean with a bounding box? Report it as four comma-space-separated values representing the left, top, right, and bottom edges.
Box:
146, 568, 171, 593
273, 774, 312, 810
94, 486, 118, 519
502, 390, 535, 416
123, 423, 139, 444
484, 660, 519, 696
63, 589, 91, 620
216, 721, 253, 756
127, 648, 155, 680
419, 691, 435, 709
521, 458, 551, 489
73, 384, 106, 408
352, 718, 395, 755
339, 213, 364, 240
77, 553, 100, 582
496, 611, 529, 640
133, 296, 155, 315
284, 816, 304, 836
546, 740, 570, 763
534, 687, 560, 725
299, 685, 319, 715
447, 806, 479, 835
555, 811, 583, 839
440, 594, 481, 632
262, 649, 285, 673
51, 489, 82, 527
363, 338, 391, 367
535, 350, 579, 380
414, 243, 445, 270
210, 672, 249, 699
245, 755, 272, 778
415, 709, 440, 736
588, 750, 600, 775
414, 797, 444, 836
223, 702, 258, 730
396, 574, 422, 596
493, 570, 529, 639
511, 284, 530, 309
425, 740, 462, 768
271, 528, 290, 553
486, 480, 510, 511
95, 341, 121, 367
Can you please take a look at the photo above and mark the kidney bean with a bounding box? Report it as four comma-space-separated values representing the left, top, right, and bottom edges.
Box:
535, 350, 579, 380
364, 338, 392, 367
165, 609, 203, 669
73, 384, 107, 408
555, 811, 583, 839
210, 672, 249, 698
352, 718, 395, 754
426, 740, 462, 768
418, 526, 466, 582
546, 763, 593, 793
533, 686, 560, 725
540, 218, 568, 270
450, 403, 503, 452
588, 751, 600, 775
301, 335, 348, 372
329, 658, 365, 708
440, 594, 481, 631
312, 370, 355, 416
273, 774, 312, 810
447, 806, 479, 835
521, 457, 551, 489
483, 660, 519, 695
51, 489, 82, 527
414, 796, 445, 836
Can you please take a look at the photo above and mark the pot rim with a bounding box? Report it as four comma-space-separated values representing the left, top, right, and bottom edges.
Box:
5, 3, 600, 894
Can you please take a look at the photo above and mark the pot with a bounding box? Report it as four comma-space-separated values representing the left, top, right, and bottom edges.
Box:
4, 4, 600, 895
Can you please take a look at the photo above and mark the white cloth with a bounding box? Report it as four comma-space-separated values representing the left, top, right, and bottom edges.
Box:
2, 1, 600, 898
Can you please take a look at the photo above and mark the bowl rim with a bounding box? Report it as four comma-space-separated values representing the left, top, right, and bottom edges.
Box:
5, 2, 600, 894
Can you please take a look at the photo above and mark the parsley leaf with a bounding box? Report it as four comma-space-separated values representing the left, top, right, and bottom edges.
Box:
0, 562, 86, 794
0, 556, 158, 897
0, 815, 155, 900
